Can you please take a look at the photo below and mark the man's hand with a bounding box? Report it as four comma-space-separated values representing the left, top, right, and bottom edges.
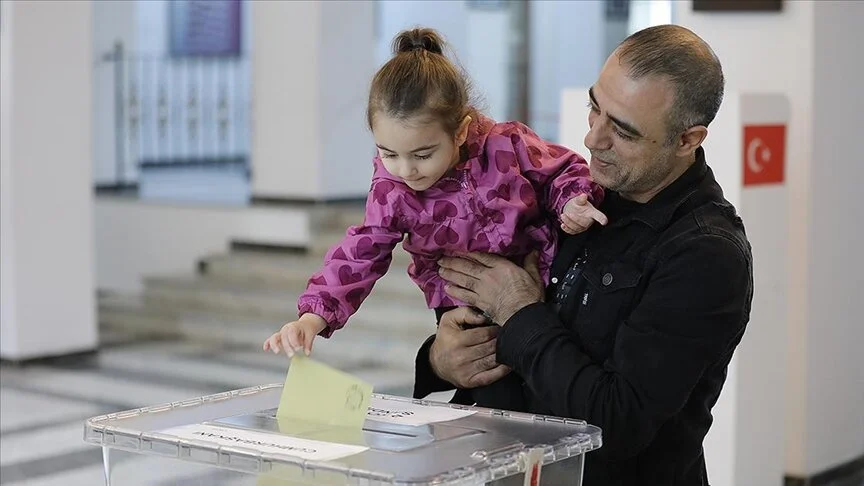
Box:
429, 307, 511, 389
561, 194, 608, 234
438, 251, 544, 325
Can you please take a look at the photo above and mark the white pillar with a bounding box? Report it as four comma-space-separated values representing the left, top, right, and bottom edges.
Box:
530, 1, 605, 142
702, 93, 790, 486
677, 0, 864, 481
1, 0, 98, 360
249, 0, 376, 202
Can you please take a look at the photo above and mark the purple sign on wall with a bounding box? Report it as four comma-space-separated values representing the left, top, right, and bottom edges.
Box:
170, 0, 242, 57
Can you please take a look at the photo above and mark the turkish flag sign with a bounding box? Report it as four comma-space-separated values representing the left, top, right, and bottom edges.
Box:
743, 124, 785, 186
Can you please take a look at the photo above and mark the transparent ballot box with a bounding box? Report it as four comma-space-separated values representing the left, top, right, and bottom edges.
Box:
84, 384, 602, 485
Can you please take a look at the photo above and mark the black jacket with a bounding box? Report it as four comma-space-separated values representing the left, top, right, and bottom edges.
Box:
415, 149, 753, 485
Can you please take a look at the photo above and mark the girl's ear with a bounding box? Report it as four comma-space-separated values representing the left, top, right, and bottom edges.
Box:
455, 115, 472, 146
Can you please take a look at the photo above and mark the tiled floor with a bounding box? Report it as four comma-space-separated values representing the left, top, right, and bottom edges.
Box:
0, 337, 417, 485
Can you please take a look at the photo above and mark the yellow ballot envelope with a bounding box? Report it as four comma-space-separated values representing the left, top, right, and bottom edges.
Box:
276, 354, 373, 429
274, 416, 367, 448
257, 356, 374, 485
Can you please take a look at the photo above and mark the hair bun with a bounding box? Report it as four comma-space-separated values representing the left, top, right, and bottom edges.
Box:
393, 28, 445, 56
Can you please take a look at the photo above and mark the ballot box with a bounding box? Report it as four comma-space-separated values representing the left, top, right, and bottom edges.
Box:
85, 384, 602, 485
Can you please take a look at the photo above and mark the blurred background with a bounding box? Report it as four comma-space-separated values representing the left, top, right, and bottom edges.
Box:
0, 0, 861, 485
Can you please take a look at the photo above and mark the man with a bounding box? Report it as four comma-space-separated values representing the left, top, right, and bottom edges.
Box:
413, 25, 753, 485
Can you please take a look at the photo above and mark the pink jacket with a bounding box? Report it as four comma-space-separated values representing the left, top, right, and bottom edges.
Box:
299, 116, 603, 337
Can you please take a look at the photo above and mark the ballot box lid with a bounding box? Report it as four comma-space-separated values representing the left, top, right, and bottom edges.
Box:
85, 383, 602, 485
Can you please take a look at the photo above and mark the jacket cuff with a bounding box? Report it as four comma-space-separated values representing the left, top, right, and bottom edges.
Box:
497, 302, 553, 370
298, 298, 342, 338
413, 334, 456, 398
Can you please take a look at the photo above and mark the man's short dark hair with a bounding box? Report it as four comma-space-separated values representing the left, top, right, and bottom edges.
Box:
616, 25, 725, 144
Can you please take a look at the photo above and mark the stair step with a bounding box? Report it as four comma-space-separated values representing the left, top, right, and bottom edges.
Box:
99, 293, 426, 370
200, 251, 421, 299
139, 275, 435, 339
305, 204, 366, 233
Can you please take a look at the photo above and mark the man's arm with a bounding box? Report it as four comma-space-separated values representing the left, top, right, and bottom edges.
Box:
496, 234, 752, 460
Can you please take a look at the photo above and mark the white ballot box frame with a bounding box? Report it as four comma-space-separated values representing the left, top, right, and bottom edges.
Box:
85, 383, 602, 485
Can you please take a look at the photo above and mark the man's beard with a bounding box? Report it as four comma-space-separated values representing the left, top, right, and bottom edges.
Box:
590, 148, 676, 196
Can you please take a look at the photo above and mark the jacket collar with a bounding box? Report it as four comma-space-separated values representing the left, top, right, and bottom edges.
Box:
612, 147, 722, 230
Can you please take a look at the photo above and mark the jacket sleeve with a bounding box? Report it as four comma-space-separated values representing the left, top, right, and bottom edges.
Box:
508, 123, 604, 218
496, 234, 752, 459
298, 178, 405, 337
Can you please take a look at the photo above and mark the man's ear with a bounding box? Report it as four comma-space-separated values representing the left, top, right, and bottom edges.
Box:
674, 125, 708, 157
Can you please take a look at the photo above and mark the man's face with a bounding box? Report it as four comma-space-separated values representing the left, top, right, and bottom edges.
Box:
584, 54, 681, 202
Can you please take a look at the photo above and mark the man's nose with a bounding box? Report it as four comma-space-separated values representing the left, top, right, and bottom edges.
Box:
584, 120, 612, 151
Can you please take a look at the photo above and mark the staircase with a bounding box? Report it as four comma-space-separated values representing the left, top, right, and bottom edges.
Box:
97, 204, 432, 395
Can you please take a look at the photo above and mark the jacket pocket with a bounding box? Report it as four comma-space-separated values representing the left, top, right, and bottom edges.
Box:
577, 261, 643, 359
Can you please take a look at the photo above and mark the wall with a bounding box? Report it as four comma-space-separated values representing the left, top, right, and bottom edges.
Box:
676, 0, 864, 478
1, 1, 97, 360
807, 0, 864, 473
94, 198, 310, 293
0, 0, 16, 354
675, 2, 816, 476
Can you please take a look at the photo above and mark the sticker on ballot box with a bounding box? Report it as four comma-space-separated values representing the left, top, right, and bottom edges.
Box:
161, 423, 368, 461
366, 397, 476, 426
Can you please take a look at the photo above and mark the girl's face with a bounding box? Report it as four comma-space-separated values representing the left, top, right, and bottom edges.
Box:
372, 113, 471, 192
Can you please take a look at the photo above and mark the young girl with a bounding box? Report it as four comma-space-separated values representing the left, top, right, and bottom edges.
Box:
264, 28, 605, 408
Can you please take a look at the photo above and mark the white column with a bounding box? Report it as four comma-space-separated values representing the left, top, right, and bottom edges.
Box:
249, 0, 376, 201
530, 1, 605, 141
703, 93, 790, 486
1, 0, 98, 360
804, 1, 864, 474
677, 0, 864, 481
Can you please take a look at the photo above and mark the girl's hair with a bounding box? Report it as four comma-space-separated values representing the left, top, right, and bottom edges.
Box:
367, 28, 477, 136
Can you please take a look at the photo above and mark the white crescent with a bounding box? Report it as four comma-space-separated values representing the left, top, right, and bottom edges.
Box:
747, 137, 767, 173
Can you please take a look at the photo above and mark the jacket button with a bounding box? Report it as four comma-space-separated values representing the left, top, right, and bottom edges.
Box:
602, 273, 613, 286
551, 277, 559, 284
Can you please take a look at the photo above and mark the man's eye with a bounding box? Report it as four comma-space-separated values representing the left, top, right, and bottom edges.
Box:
614, 128, 634, 141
